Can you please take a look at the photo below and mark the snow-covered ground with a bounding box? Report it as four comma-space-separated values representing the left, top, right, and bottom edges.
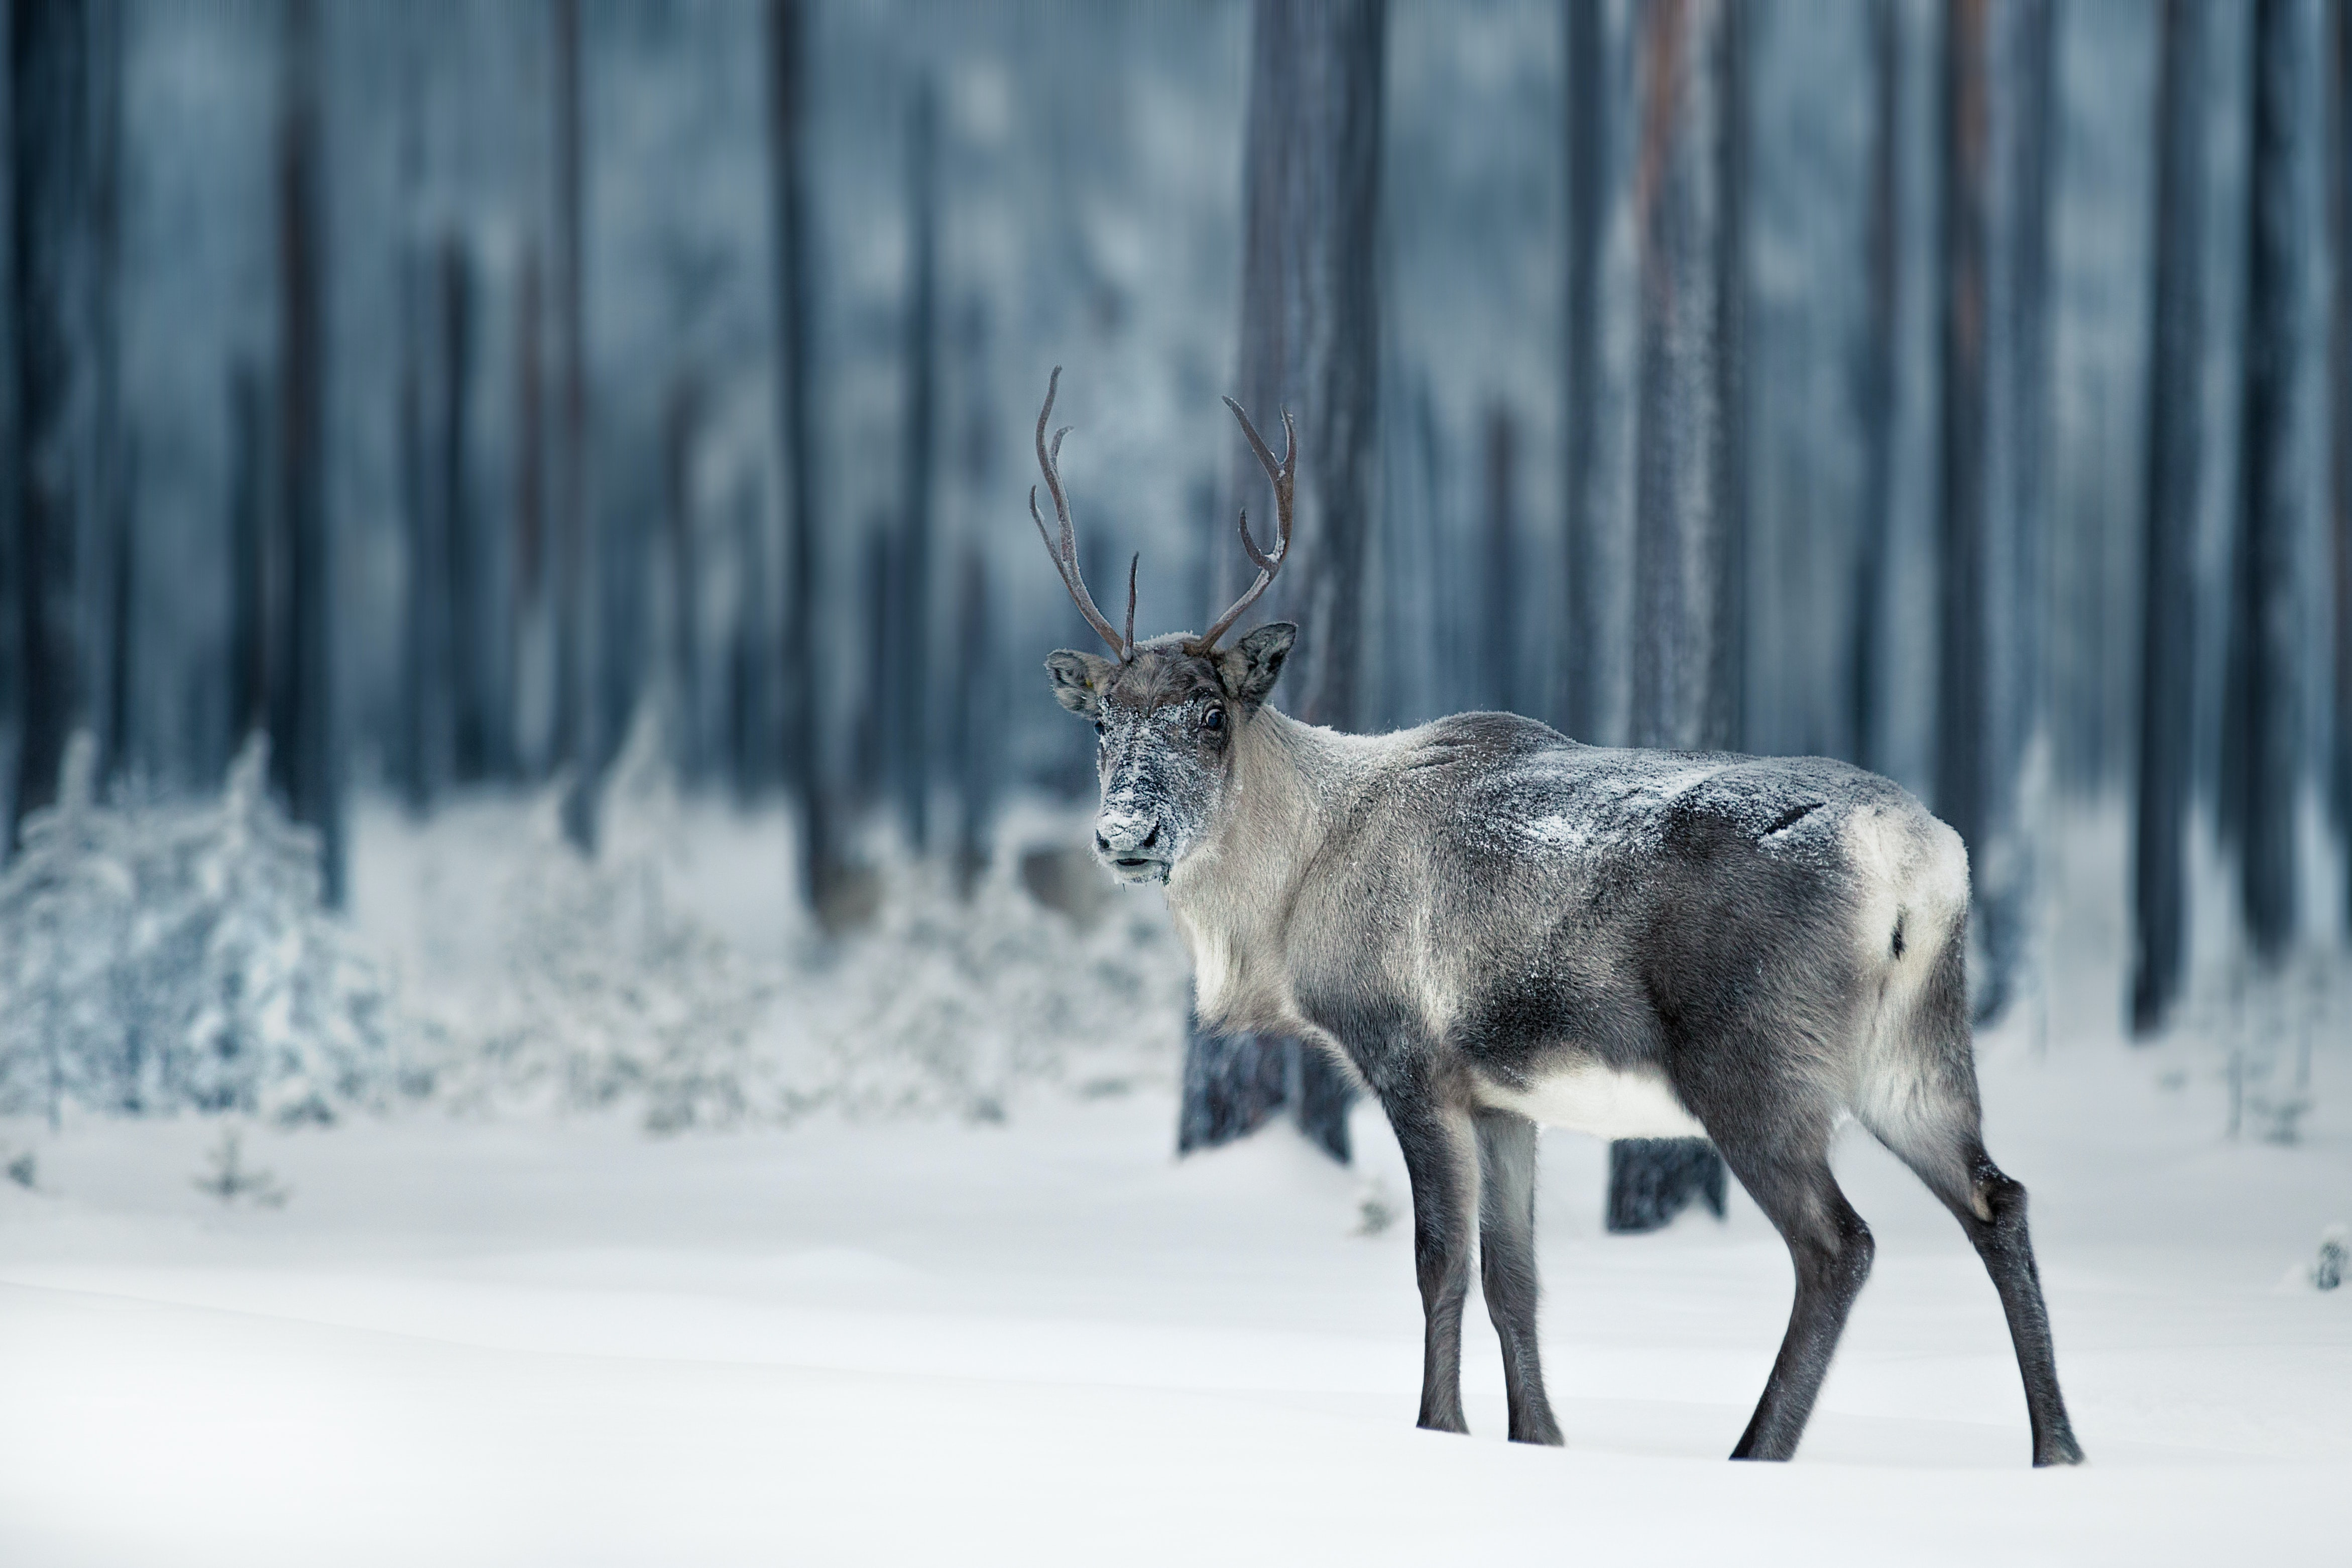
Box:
1, 793, 2346, 1565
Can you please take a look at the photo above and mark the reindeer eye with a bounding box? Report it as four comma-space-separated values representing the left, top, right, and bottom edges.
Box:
1202, 708, 1224, 733
1094, 720, 1105, 737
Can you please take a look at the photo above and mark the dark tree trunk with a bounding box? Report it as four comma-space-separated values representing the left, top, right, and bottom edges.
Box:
273, 0, 340, 904
949, 544, 995, 900
1938, 0, 2053, 1025
514, 242, 545, 775
2221, 0, 2312, 967
227, 361, 271, 750
1479, 402, 1518, 714
895, 81, 938, 855
1628, 0, 1742, 757
2335, 0, 2352, 926
664, 375, 703, 782
1850, 0, 1900, 774
550, 0, 596, 852
8, 0, 102, 850
1181, 0, 1385, 1167
1611, 0, 1746, 1235
396, 248, 444, 812
1562, 0, 1615, 745
768, 0, 838, 916
438, 237, 487, 786
2133, 0, 2207, 1036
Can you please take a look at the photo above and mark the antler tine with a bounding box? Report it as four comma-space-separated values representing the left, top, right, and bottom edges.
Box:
1189, 398, 1297, 654
1029, 367, 1131, 660
1123, 554, 1139, 650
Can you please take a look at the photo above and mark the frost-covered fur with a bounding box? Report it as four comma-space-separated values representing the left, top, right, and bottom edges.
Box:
1046, 630, 2083, 1467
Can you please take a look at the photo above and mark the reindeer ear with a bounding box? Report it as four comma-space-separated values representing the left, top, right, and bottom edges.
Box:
1219, 622, 1296, 710
1045, 649, 1116, 718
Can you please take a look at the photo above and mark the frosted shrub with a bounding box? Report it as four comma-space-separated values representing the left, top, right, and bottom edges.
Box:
428, 714, 777, 1129
0, 735, 397, 1124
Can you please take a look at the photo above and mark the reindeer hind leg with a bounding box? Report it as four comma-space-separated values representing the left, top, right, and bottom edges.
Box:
1474, 1107, 1563, 1445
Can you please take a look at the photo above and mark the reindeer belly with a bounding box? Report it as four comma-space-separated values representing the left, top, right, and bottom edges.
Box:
1480, 1059, 1709, 1140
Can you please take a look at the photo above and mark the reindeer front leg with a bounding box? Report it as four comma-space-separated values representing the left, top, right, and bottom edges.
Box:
1382, 1087, 1479, 1435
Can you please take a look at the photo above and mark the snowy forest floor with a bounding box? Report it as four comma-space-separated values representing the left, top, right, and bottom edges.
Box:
1, 796, 2347, 1565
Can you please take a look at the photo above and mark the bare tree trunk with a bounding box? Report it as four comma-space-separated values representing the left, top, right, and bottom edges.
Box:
438, 237, 487, 787
1479, 402, 1518, 714
949, 543, 995, 900
227, 360, 271, 750
664, 374, 703, 782
767, 0, 838, 916
2334, 0, 2352, 927
1184, 0, 1385, 1165
895, 81, 938, 855
1628, 0, 1741, 757
513, 242, 546, 776
1610, 0, 1744, 1235
2221, 0, 2314, 967
1938, 0, 2053, 1025
550, 0, 596, 851
396, 247, 441, 812
1562, 0, 1616, 744
1850, 0, 1900, 774
8, 0, 102, 850
2133, 0, 2207, 1036
275, 0, 339, 904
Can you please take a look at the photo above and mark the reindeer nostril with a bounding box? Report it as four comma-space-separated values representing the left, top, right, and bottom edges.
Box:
1140, 823, 1159, 850
1095, 832, 1112, 855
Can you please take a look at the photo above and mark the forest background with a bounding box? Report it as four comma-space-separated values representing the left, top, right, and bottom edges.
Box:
2, 0, 2347, 1146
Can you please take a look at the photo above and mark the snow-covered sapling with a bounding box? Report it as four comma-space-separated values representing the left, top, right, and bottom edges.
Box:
192, 1128, 289, 1208
1028, 372, 2083, 1466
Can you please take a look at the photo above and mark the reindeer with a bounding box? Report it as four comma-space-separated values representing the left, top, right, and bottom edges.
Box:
1027, 370, 2082, 1466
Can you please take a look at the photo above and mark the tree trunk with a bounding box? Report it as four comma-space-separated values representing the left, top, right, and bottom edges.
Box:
895, 81, 938, 855
1938, 0, 2053, 1025
2334, 0, 2352, 927
274, 0, 340, 905
227, 361, 271, 751
1561, 0, 1619, 745
438, 237, 488, 786
2133, 0, 2206, 1036
1850, 0, 1900, 774
1610, 0, 1745, 1235
550, 0, 596, 852
664, 374, 704, 782
2221, 0, 2314, 968
8, 0, 104, 851
1182, 0, 1385, 1165
768, 0, 839, 916
949, 543, 995, 900
1479, 402, 1518, 714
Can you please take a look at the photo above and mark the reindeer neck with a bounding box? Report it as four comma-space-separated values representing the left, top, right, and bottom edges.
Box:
1163, 706, 1384, 1030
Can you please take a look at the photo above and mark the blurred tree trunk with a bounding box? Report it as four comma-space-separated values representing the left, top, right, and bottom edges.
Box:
274, 0, 340, 905
1610, 0, 1744, 1235
767, 0, 841, 918
1938, 0, 2053, 1025
550, 0, 597, 852
227, 361, 271, 751
949, 544, 996, 900
1561, 0, 1617, 745
438, 238, 489, 787
2220, 0, 2314, 967
2334, 0, 2352, 926
2133, 0, 2206, 1036
1627, 0, 1743, 758
1850, 0, 1900, 774
7, 0, 108, 851
895, 82, 939, 855
663, 374, 703, 783
396, 247, 442, 812
1479, 402, 1518, 714
1183, 0, 1385, 1165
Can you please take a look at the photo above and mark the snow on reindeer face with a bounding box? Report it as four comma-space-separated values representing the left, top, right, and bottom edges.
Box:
1043, 625, 1295, 886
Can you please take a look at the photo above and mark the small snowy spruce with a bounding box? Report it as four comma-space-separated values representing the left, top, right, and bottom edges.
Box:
0, 734, 398, 1124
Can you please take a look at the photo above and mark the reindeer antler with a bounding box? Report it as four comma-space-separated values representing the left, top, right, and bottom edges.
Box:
1029, 367, 1135, 661
1188, 396, 1295, 655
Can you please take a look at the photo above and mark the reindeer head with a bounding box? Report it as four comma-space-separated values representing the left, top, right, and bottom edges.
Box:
1029, 369, 1297, 886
